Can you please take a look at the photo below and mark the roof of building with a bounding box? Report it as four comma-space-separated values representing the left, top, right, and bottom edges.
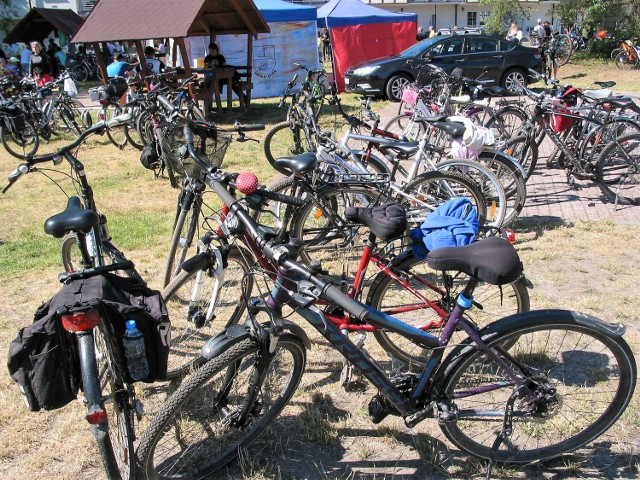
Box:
72, 0, 270, 43
4, 8, 84, 44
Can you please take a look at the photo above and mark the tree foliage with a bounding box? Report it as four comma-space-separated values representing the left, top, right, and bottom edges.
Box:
479, 0, 528, 34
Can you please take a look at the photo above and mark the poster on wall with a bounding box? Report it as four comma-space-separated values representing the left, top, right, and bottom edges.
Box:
182, 21, 319, 99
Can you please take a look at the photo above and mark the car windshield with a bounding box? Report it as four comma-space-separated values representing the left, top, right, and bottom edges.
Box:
398, 37, 442, 58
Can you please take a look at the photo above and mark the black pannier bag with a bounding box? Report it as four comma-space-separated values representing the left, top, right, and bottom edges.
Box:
0, 104, 25, 133
8, 274, 171, 411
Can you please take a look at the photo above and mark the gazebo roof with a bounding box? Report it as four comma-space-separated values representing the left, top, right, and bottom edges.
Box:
4, 8, 84, 44
72, 0, 270, 43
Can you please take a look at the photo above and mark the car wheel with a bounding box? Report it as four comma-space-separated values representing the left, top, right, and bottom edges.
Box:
385, 74, 411, 102
501, 68, 527, 94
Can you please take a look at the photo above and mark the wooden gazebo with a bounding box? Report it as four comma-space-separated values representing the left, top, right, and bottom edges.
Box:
4, 8, 84, 45
72, 0, 270, 112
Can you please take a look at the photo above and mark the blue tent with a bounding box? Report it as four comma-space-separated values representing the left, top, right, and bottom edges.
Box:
317, 0, 417, 28
258, 0, 316, 23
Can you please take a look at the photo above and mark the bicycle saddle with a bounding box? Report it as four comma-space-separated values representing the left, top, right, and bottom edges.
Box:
44, 196, 99, 238
345, 202, 407, 242
432, 121, 466, 138
274, 152, 316, 175
426, 236, 522, 286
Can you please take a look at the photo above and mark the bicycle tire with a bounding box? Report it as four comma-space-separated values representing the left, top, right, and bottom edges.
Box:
95, 320, 136, 479
503, 133, 538, 180
137, 334, 306, 479
434, 158, 507, 228
578, 117, 640, 165
308, 82, 326, 119
136, 107, 155, 147
614, 51, 638, 70
383, 113, 427, 142
477, 149, 527, 225
610, 46, 623, 61
71, 64, 88, 83
555, 34, 573, 66
367, 252, 529, 369
161, 245, 254, 378
438, 310, 636, 463
123, 104, 144, 150
163, 194, 202, 287
290, 185, 388, 279
400, 170, 488, 228
264, 120, 310, 175
0, 117, 39, 159
596, 132, 640, 205
102, 104, 129, 149
484, 106, 528, 142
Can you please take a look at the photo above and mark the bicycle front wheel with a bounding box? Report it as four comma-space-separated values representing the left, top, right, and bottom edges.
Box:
137, 334, 306, 479
162, 246, 253, 378
555, 34, 573, 66
1, 118, 39, 159
263, 121, 311, 175
367, 252, 529, 369
439, 310, 636, 463
102, 104, 128, 149
596, 132, 640, 205
614, 51, 638, 70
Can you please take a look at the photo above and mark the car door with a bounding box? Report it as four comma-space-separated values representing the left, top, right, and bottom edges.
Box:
424, 37, 467, 74
463, 37, 504, 84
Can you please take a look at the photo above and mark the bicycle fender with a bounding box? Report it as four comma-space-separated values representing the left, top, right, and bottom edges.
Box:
201, 320, 311, 361
479, 148, 527, 178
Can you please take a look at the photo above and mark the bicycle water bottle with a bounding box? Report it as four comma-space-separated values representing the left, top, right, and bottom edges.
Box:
123, 320, 150, 381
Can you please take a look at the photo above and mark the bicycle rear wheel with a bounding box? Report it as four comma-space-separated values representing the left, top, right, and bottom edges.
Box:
367, 252, 529, 369
439, 310, 636, 463
137, 334, 306, 479
555, 34, 573, 66
161, 246, 253, 378
291, 185, 388, 280
400, 170, 488, 229
94, 320, 136, 479
596, 132, 640, 205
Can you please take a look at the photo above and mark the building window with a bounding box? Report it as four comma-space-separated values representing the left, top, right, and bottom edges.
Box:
467, 12, 477, 27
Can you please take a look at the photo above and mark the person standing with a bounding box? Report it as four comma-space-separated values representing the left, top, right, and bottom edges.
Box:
20, 43, 31, 77
428, 25, 436, 38
321, 28, 331, 62
29, 41, 56, 86
533, 19, 545, 45
106, 53, 136, 78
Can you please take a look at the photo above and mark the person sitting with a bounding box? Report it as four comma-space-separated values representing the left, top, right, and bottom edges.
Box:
142, 46, 165, 74
203, 42, 244, 109
107, 53, 136, 78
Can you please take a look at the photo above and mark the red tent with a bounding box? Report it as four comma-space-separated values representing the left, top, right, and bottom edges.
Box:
318, 0, 417, 92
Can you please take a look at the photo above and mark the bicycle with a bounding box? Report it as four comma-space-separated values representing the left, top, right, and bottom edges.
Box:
294, 62, 328, 118
614, 40, 640, 70
3, 118, 147, 480
137, 159, 636, 479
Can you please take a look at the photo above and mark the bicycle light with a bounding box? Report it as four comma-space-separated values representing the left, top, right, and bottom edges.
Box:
61, 308, 100, 332
502, 228, 517, 243
85, 405, 107, 425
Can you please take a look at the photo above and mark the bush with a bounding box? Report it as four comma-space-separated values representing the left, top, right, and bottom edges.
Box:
588, 38, 618, 58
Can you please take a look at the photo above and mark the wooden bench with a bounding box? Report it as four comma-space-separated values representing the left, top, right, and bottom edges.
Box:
234, 66, 253, 108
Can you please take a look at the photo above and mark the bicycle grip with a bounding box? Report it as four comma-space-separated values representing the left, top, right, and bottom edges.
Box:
237, 124, 265, 132
256, 188, 306, 207
321, 283, 370, 322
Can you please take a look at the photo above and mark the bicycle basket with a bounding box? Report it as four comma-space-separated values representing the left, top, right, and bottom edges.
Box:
161, 124, 232, 185
401, 87, 419, 106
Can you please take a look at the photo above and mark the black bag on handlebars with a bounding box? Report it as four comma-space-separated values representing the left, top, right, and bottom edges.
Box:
8, 273, 171, 411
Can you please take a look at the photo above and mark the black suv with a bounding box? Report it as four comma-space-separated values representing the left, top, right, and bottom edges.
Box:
344, 33, 542, 101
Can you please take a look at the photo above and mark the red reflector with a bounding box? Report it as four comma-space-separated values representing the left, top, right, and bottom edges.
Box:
61, 308, 100, 332
502, 228, 517, 243
86, 407, 107, 425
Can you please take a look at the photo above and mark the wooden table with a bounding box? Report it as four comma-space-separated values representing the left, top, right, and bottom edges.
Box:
193, 67, 235, 114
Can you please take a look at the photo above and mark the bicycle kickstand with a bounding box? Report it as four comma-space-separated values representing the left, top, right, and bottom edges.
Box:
485, 385, 524, 480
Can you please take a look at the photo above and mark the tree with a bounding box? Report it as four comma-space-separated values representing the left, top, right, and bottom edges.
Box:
0, 0, 19, 41
479, 0, 529, 34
